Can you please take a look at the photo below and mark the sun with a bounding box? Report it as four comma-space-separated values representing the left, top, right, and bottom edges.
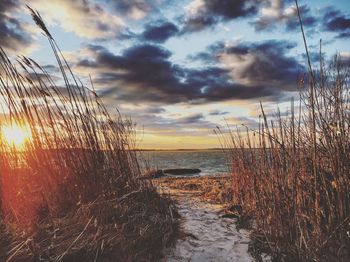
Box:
1, 122, 33, 149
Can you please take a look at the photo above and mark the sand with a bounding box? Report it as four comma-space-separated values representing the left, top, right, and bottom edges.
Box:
160, 186, 253, 262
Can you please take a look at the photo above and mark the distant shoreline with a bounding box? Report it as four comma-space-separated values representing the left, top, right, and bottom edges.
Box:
135, 148, 224, 152
135, 148, 283, 151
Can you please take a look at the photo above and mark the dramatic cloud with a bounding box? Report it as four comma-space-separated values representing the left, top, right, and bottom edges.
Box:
253, 0, 316, 31
183, 0, 259, 32
29, 0, 124, 40
323, 8, 350, 38
217, 40, 302, 91
118, 107, 218, 136
0, 0, 34, 52
141, 20, 179, 43
181, 0, 317, 33
74, 39, 302, 105
0, 0, 346, 149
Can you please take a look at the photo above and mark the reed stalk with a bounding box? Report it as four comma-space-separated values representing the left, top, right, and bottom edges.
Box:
221, 1, 350, 260
0, 8, 177, 261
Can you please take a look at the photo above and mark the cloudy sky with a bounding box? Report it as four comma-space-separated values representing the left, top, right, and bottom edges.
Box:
1, 0, 349, 149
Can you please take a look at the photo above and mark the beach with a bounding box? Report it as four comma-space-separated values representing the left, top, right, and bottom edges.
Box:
155, 175, 254, 261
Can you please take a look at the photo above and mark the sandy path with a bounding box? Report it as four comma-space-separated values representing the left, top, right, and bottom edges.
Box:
162, 189, 253, 262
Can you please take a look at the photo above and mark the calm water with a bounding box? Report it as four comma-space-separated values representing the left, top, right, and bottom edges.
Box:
139, 150, 229, 176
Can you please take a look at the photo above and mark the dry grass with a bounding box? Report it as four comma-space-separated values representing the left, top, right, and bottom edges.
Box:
222, 58, 350, 262
156, 175, 233, 204
0, 8, 178, 261
1, 190, 178, 261
218, 4, 350, 260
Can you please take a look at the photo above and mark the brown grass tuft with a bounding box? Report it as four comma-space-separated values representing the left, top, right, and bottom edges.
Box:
218, 2, 350, 260
0, 8, 178, 261
219, 27, 350, 262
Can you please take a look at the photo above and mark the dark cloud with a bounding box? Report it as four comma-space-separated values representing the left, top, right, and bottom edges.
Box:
323, 8, 350, 38
77, 44, 191, 103
199, 0, 257, 19
0, 0, 16, 12
76, 40, 302, 105
176, 113, 204, 124
141, 20, 179, 43
0, 0, 33, 52
284, 6, 317, 31
182, 16, 217, 32
182, 1, 317, 33
217, 40, 302, 91
182, 0, 259, 32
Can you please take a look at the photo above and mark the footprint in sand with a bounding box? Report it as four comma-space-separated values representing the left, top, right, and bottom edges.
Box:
163, 190, 254, 262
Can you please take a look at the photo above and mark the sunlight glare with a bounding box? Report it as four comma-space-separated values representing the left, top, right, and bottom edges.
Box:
1, 123, 33, 149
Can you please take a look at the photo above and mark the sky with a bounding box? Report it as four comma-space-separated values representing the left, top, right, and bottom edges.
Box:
0, 0, 349, 149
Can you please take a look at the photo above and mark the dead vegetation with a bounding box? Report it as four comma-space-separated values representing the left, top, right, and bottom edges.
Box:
0, 8, 178, 261
156, 175, 232, 204
218, 2, 350, 260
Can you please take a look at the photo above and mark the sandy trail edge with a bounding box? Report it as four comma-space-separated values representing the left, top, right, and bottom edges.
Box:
160, 187, 254, 262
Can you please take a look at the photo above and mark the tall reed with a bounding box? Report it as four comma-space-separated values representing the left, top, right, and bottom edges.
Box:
221, 34, 350, 262
0, 7, 140, 224
0, 8, 177, 261
220, 1, 350, 259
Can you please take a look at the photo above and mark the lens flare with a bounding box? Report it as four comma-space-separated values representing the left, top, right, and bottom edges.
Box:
1, 122, 32, 149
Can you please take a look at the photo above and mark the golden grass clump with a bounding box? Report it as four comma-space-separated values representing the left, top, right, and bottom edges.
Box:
0, 8, 178, 261
218, 2, 350, 260
156, 175, 233, 204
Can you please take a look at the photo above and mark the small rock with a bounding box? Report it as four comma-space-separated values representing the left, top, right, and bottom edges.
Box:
154, 169, 165, 178
163, 168, 201, 175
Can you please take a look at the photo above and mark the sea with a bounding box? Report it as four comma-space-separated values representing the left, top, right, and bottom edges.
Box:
138, 150, 229, 176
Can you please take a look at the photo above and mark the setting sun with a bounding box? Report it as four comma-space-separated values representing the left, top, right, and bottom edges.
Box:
1, 123, 32, 148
